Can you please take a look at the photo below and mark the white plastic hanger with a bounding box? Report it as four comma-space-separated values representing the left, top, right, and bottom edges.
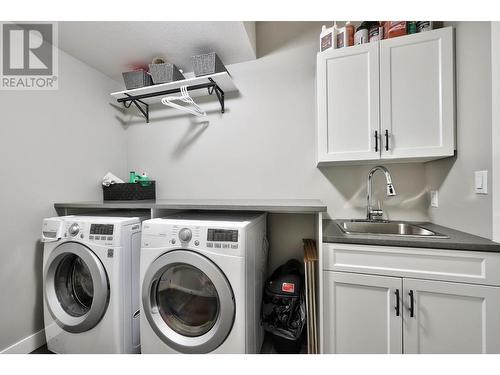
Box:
161, 85, 207, 117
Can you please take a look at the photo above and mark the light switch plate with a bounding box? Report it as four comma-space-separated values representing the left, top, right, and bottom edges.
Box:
430, 190, 439, 207
475, 170, 488, 194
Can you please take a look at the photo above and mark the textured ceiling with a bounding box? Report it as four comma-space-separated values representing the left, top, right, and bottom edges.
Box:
58, 21, 256, 83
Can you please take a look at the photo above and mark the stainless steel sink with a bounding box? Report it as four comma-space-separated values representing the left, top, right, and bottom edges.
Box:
337, 220, 448, 238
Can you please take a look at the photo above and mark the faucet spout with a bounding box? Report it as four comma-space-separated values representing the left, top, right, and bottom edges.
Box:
367, 166, 397, 221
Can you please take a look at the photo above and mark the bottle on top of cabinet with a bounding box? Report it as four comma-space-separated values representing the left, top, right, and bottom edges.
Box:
354, 22, 369, 45
407, 21, 417, 34
368, 22, 384, 42
384, 21, 408, 38
320, 22, 337, 52
336, 21, 354, 48
417, 21, 434, 32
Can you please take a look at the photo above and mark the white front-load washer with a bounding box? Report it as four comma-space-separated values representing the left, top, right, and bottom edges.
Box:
42, 215, 142, 354
140, 211, 268, 354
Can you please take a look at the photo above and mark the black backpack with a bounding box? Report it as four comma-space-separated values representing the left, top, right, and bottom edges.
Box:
261, 259, 306, 341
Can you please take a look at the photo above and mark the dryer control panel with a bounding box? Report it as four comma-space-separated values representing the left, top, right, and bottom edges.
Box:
141, 220, 244, 255
207, 229, 238, 242
206, 228, 239, 250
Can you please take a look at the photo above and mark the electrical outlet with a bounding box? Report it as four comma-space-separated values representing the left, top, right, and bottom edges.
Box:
430, 190, 439, 208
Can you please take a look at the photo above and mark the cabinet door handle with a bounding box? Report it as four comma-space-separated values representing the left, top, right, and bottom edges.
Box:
385, 129, 389, 151
375, 130, 379, 152
395, 289, 400, 316
408, 290, 415, 318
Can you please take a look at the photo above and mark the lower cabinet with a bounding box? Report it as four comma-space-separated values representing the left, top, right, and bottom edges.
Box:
324, 272, 402, 354
403, 278, 500, 354
324, 270, 500, 354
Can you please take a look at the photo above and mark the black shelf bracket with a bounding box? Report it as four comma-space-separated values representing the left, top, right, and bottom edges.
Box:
123, 94, 149, 123
117, 79, 226, 123
208, 78, 225, 113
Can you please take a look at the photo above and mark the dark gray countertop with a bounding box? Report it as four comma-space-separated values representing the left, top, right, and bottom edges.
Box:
323, 219, 500, 252
54, 199, 327, 214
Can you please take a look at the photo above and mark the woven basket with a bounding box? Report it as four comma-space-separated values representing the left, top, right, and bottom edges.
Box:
191, 52, 227, 77
122, 70, 152, 90
148, 63, 185, 84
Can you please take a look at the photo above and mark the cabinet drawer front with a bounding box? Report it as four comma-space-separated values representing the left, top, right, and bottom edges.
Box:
323, 243, 500, 286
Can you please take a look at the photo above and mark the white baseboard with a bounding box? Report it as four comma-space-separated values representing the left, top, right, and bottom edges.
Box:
0, 329, 46, 354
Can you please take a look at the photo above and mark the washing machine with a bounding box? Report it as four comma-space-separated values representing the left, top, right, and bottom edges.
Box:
140, 211, 268, 354
42, 215, 142, 354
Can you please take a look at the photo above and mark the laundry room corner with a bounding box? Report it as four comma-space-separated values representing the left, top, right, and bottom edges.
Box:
0, 48, 127, 352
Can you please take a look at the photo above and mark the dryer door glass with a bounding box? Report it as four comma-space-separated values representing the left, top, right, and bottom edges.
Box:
156, 263, 219, 337
54, 254, 94, 317
142, 250, 235, 353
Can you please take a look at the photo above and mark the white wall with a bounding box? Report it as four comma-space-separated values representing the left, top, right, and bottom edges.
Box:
492, 22, 500, 242
425, 22, 493, 239
0, 49, 126, 352
124, 22, 429, 223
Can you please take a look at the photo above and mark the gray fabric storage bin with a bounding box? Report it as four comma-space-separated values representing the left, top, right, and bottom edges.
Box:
148, 63, 185, 84
191, 52, 227, 77
122, 70, 152, 89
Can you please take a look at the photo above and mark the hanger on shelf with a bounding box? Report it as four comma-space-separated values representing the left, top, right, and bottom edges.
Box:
161, 85, 207, 117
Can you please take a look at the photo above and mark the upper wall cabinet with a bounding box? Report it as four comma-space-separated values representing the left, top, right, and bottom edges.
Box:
316, 27, 455, 165
380, 28, 455, 161
316, 42, 380, 163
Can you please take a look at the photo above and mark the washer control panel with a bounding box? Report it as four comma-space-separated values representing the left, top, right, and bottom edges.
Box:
89, 224, 114, 242
61, 222, 116, 245
178, 228, 192, 242
90, 224, 114, 236
68, 223, 80, 237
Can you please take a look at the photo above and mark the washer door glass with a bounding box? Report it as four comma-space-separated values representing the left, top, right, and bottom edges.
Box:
157, 264, 219, 337
44, 242, 110, 333
54, 254, 94, 317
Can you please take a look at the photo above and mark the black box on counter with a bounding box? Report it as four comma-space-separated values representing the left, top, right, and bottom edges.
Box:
102, 182, 156, 201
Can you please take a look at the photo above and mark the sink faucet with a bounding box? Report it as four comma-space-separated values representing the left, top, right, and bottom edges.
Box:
366, 166, 397, 221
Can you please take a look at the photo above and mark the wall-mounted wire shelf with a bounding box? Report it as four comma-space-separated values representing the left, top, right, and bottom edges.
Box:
110, 72, 237, 123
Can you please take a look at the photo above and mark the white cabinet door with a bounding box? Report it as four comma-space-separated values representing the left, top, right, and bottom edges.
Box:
317, 43, 380, 164
380, 27, 455, 161
403, 278, 500, 354
323, 271, 402, 353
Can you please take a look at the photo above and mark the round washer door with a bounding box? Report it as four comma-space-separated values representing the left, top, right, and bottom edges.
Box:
44, 242, 110, 333
142, 250, 235, 353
